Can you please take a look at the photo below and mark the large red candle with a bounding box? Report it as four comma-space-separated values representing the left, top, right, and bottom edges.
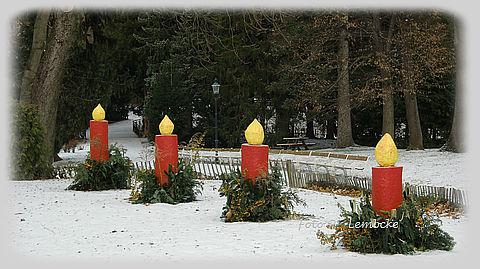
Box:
372, 166, 403, 213
155, 135, 178, 186
372, 133, 403, 215
241, 144, 269, 184
241, 119, 268, 184
90, 120, 109, 161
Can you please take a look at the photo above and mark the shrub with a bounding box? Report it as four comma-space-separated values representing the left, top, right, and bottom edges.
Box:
218, 167, 305, 222
317, 187, 455, 254
11, 103, 53, 180
129, 161, 203, 204
67, 144, 132, 191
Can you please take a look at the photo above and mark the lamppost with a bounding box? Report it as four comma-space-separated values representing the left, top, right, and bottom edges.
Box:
212, 78, 220, 162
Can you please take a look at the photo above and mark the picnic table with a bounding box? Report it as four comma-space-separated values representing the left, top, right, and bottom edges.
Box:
276, 137, 316, 150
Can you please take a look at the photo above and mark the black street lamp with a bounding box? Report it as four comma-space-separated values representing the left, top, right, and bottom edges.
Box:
212, 78, 220, 162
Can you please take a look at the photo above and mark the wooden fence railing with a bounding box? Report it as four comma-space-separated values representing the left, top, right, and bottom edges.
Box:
177, 147, 370, 161
288, 166, 469, 206
134, 155, 291, 185
133, 155, 468, 207
53, 152, 468, 207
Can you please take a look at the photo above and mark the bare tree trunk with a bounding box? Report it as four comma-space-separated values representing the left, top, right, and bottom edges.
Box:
31, 10, 82, 163
404, 91, 423, 150
442, 20, 464, 152
372, 13, 396, 137
336, 14, 354, 148
382, 80, 395, 135
442, 86, 463, 152
306, 106, 315, 138
326, 119, 336, 139
398, 15, 423, 150
19, 10, 50, 103
275, 107, 290, 143
306, 119, 315, 138
403, 50, 424, 150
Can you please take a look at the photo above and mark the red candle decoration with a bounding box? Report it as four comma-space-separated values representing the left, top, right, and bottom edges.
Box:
155, 115, 178, 186
90, 104, 109, 161
241, 119, 268, 184
372, 166, 403, 212
372, 133, 403, 214
241, 144, 269, 184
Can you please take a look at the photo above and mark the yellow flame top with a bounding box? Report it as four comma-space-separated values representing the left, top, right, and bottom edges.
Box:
92, 104, 105, 121
375, 133, 398, 167
245, 119, 264, 145
159, 115, 174, 135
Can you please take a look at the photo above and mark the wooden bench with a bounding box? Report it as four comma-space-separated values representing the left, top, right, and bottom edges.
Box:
276, 143, 304, 149
276, 137, 316, 150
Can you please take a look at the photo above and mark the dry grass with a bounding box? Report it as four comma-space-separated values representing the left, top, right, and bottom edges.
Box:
303, 183, 364, 197
427, 200, 464, 219
304, 182, 465, 219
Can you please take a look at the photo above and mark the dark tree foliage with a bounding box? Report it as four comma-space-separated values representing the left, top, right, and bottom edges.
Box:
13, 10, 458, 155
137, 11, 281, 146
55, 11, 148, 152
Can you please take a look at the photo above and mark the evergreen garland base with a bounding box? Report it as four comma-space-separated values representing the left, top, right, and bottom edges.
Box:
130, 161, 203, 204
67, 144, 132, 191
317, 188, 455, 254
218, 168, 305, 222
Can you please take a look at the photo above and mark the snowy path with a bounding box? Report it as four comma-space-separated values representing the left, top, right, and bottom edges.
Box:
7, 179, 468, 261
58, 114, 468, 189
58, 113, 150, 164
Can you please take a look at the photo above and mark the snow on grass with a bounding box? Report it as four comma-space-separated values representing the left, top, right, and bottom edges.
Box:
8, 179, 468, 261
315, 147, 468, 189
11, 114, 469, 261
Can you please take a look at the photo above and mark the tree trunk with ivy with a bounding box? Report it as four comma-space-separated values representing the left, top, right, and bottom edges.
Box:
31, 10, 82, 164
19, 10, 50, 103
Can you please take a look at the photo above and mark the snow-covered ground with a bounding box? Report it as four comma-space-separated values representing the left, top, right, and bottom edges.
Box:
58, 114, 468, 189
8, 113, 470, 261
317, 147, 468, 190
7, 179, 468, 261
